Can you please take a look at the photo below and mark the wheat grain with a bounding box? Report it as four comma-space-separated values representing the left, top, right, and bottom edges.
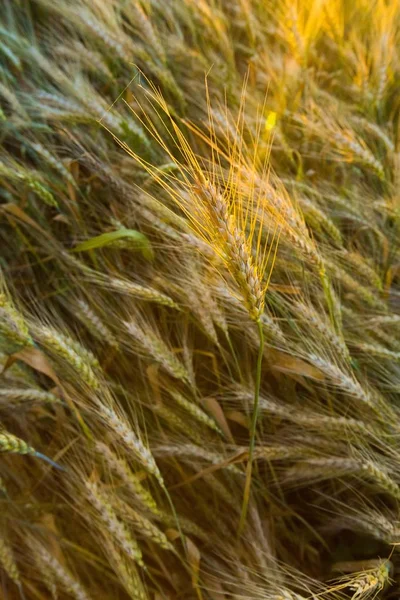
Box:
76, 300, 119, 349
360, 461, 400, 501
0, 388, 60, 405
100, 277, 179, 310
196, 179, 265, 321
126, 2, 166, 63
29, 142, 76, 186
125, 321, 189, 383
37, 326, 99, 389
294, 301, 349, 360
154, 404, 203, 444
169, 390, 221, 434
0, 534, 20, 587
353, 341, 400, 362
84, 479, 144, 566
31, 541, 91, 600
299, 197, 343, 245
332, 131, 385, 179
340, 251, 382, 290
0, 292, 33, 354
96, 442, 160, 516
77, 12, 133, 63
114, 497, 174, 552
0, 431, 37, 456
99, 405, 163, 485
153, 444, 240, 474
307, 354, 373, 405
57, 41, 112, 79
102, 537, 148, 600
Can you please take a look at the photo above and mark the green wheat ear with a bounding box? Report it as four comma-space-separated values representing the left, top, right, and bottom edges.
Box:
0, 292, 33, 354
0, 432, 64, 470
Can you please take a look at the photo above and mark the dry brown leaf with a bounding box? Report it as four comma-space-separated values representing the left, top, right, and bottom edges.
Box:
170, 449, 246, 489
166, 530, 202, 596
186, 536, 201, 590
268, 349, 325, 380
1, 203, 50, 237
225, 410, 249, 428
4, 347, 61, 386
53, 214, 70, 224
5, 347, 92, 439
202, 397, 234, 441
201, 575, 227, 600
165, 529, 180, 542
147, 364, 163, 405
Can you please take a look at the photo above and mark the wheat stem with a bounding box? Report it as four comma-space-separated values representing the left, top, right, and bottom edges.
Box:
238, 318, 264, 536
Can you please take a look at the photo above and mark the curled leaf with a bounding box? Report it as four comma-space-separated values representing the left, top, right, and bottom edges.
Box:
72, 229, 154, 260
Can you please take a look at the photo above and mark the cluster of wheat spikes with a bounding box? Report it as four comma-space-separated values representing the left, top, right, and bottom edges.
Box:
2, 0, 400, 598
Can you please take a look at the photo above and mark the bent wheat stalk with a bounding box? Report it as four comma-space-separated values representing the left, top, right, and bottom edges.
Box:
112, 82, 282, 534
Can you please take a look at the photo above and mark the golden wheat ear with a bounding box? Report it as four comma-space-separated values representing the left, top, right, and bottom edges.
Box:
110, 78, 285, 534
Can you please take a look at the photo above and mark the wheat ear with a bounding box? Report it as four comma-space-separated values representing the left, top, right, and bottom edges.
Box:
99, 405, 163, 485
0, 534, 20, 589
31, 541, 91, 600
96, 442, 160, 516
0, 431, 63, 470
84, 479, 144, 566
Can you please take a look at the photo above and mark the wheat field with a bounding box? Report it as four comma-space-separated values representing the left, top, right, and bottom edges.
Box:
1, 0, 400, 598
